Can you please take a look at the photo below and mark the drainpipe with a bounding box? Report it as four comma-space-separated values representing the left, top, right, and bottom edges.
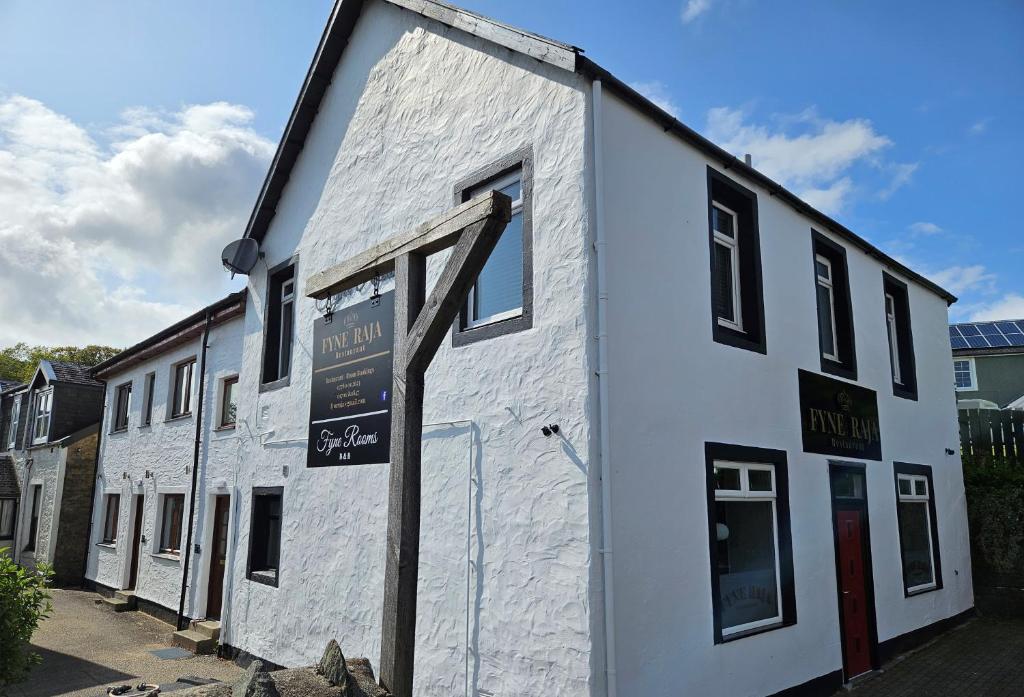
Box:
592, 79, 618, 697
177, 309, 213, 631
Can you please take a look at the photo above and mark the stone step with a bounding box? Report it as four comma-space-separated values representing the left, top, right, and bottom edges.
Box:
172, 628, 217, 655
102, 596, 134, 613
113, 590, 137, 608
190, 619, 221, 641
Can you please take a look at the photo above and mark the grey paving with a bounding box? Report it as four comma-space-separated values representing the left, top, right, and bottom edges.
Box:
8, 589, 242, 697
839, 615, 1024, 697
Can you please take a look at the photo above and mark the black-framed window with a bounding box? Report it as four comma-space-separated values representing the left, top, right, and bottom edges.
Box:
0, 498, 17, 538
113, 382, 132, 432
159, 493, 185, 554
705, 442, 796, 643
102, 493, 120, 544
893, 463, 942, 596
707, 168, 767, 354
812, 231, 857, 379
142, 372, 156, 426
883, 274, 917, 400
219, 375, 238, 428
25, 484, 40, 551
261, 258, 296, 389
170, 359, 195, 419
247, 487, 282, 587
452, 146, 534, 347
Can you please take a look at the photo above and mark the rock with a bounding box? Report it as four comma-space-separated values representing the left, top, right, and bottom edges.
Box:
232, 660, 281, 697
316, 639, 351, 689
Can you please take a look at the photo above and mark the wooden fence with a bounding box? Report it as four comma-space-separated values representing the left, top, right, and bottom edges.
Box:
958, 408, 1024, 465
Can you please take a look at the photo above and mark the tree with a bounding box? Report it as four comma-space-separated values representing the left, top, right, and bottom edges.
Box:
0, 344, 121, 384
0, 551, 53, 687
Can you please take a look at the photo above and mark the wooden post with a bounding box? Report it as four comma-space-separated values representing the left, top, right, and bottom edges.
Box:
303, 191, 512, 697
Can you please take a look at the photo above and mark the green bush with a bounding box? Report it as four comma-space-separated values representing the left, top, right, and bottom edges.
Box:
962, 456, 1024, 579
0, 549, 53, 687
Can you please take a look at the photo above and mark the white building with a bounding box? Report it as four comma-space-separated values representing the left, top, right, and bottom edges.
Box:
85, 292, 245, 629
195, 1, 970, 696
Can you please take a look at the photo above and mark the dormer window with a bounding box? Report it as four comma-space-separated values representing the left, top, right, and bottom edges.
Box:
32, 388, 52, 445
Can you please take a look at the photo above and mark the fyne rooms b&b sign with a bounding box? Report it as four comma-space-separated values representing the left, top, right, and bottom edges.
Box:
307, 292, 394, 467
798, 369, 881, 460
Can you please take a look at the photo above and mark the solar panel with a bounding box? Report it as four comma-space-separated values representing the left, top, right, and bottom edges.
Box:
948, 326, 960, 338
1008, 334, 1024, 347
950, 337, 970, 350
986, 335, 1011, 347
966, 335, 989, 349
978, 323, 1001, 335
996, 321, 1022, 334
959, 324, 981, 336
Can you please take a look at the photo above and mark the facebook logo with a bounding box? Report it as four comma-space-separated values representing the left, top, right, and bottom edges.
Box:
380, 389, 389, 402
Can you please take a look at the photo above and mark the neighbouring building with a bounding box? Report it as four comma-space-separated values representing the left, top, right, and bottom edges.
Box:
949, 319, 1024, 410
0, 361, 104, 585
87, 1, 971, 695
84, 291, 245, 629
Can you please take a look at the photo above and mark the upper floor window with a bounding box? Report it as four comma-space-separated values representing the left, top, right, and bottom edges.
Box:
219, 375, 238, 429
894, 463, 942, 595
812, 232, 857, 379
707, 169, 766, 354
7, 396, 20, 450
261, 260, 296, 387
113, 382, 132, 432
171, 359, 195, 419
453, 147, 534, 346
953, 358, 976, 391
883, 274, 917, 400
31, 389, 52, 445
142, 372, 156, 426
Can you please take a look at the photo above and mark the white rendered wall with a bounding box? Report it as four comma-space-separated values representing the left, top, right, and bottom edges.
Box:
597, 90, 972, 697
228, 3, 597, 696
85, 315, 244, 619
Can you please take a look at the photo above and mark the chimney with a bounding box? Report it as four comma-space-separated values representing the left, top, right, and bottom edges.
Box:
744, 153, 753, 167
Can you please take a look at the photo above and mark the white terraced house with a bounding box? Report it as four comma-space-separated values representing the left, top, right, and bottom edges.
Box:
91, 1, 974, 696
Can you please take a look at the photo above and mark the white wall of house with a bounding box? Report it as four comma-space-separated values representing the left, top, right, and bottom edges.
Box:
597, 89, 972, 696
86, 315, 244, 619
227, 3, 598, 696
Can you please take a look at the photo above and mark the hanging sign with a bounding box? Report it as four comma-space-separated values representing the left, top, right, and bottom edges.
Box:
307, 292, 394, 467
798, 369, 882, 461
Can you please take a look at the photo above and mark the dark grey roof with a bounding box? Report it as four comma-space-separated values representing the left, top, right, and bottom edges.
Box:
48, 361, 104, 387
0, 456, 18, 499
239, 0, 957, 306
0, 382, 26, 397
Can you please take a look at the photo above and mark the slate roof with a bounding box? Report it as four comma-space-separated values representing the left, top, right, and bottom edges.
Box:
48, 361, 104, 387
0, 456, 18, 499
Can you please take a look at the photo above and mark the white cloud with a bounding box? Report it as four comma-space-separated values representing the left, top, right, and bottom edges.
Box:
969, 118, 991, 135
0, 95, 274, 348
909, 221, 943, 236
681, 0, 712, 23
878, 161, 919, 200
704, 106, 899, 214
631, 81, 680, 118
925, 264, 997, 296
969, 294, 1024, 321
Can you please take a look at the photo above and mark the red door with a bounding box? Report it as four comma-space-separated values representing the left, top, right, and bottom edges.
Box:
836, 509, 872, 678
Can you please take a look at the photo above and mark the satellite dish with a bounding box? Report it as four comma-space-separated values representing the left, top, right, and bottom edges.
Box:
221, 238, 261, 276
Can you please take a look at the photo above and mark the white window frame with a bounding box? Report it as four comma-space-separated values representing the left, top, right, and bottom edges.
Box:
885, 292, 902, 385
112, 381, 132, 432
7, 396, 20, 450
101, 493, 120, 545
713, 460, 783, 637
219, 375, 239, 429
897, 473, 937, 593
170, 359, 195, 419
465, 170, 524, 329
712, 201, 743, 332
31, 388, 53, 445
953, 357, 977, 392
278, 278, 295, 379
155, 490, 187, 558
816, 254, 840, 362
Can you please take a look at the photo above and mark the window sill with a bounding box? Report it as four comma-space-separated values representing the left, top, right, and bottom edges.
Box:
452, 310, 532, 347
164, 414, 193, 424
247, 569, 279, 587
214, 425, 237, 432
96, 542, 117, 549
138, 424, 152, 430
905, 583, 940, 598
110, 428, 129, 435
893, 383, 918, 401
820, 357, 857, 382
259, 375, 291, 394
718, 619, 793, 644
151, 552, 182, 562
712, 322, 766, 355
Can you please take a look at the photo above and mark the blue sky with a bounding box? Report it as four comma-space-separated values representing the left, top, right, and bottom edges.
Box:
0, 0, 1021, 346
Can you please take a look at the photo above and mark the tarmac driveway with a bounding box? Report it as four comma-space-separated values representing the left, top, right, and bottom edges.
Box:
7, 589, 242, 697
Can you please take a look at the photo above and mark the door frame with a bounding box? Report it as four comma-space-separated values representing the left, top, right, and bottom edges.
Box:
198, 489, 232, 619
126, 493, 145, 590
827, 461, 880, 681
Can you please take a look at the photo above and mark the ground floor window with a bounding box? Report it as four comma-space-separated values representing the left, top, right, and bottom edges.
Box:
705, 443, 796, 642
0, 498, 17, 538
894, 463, 942, 595
25, 484, 41, 552
247, 487, 282, 587
102, 494, 120, 544
159, 493, 185, 555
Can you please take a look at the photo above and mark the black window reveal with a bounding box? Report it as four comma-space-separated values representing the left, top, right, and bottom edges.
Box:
707, 169, 767, 354
893, 463, 942, 596
247, 487, 283, 587
102, 494, 120, 544
705, 442, 796, 643
812, 231, 857, 379
261, 259, 296, 388
113, 382, 132, 432
883, 274, 917, 400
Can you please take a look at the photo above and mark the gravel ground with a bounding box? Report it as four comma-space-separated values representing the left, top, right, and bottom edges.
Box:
7, 589, 242, 697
